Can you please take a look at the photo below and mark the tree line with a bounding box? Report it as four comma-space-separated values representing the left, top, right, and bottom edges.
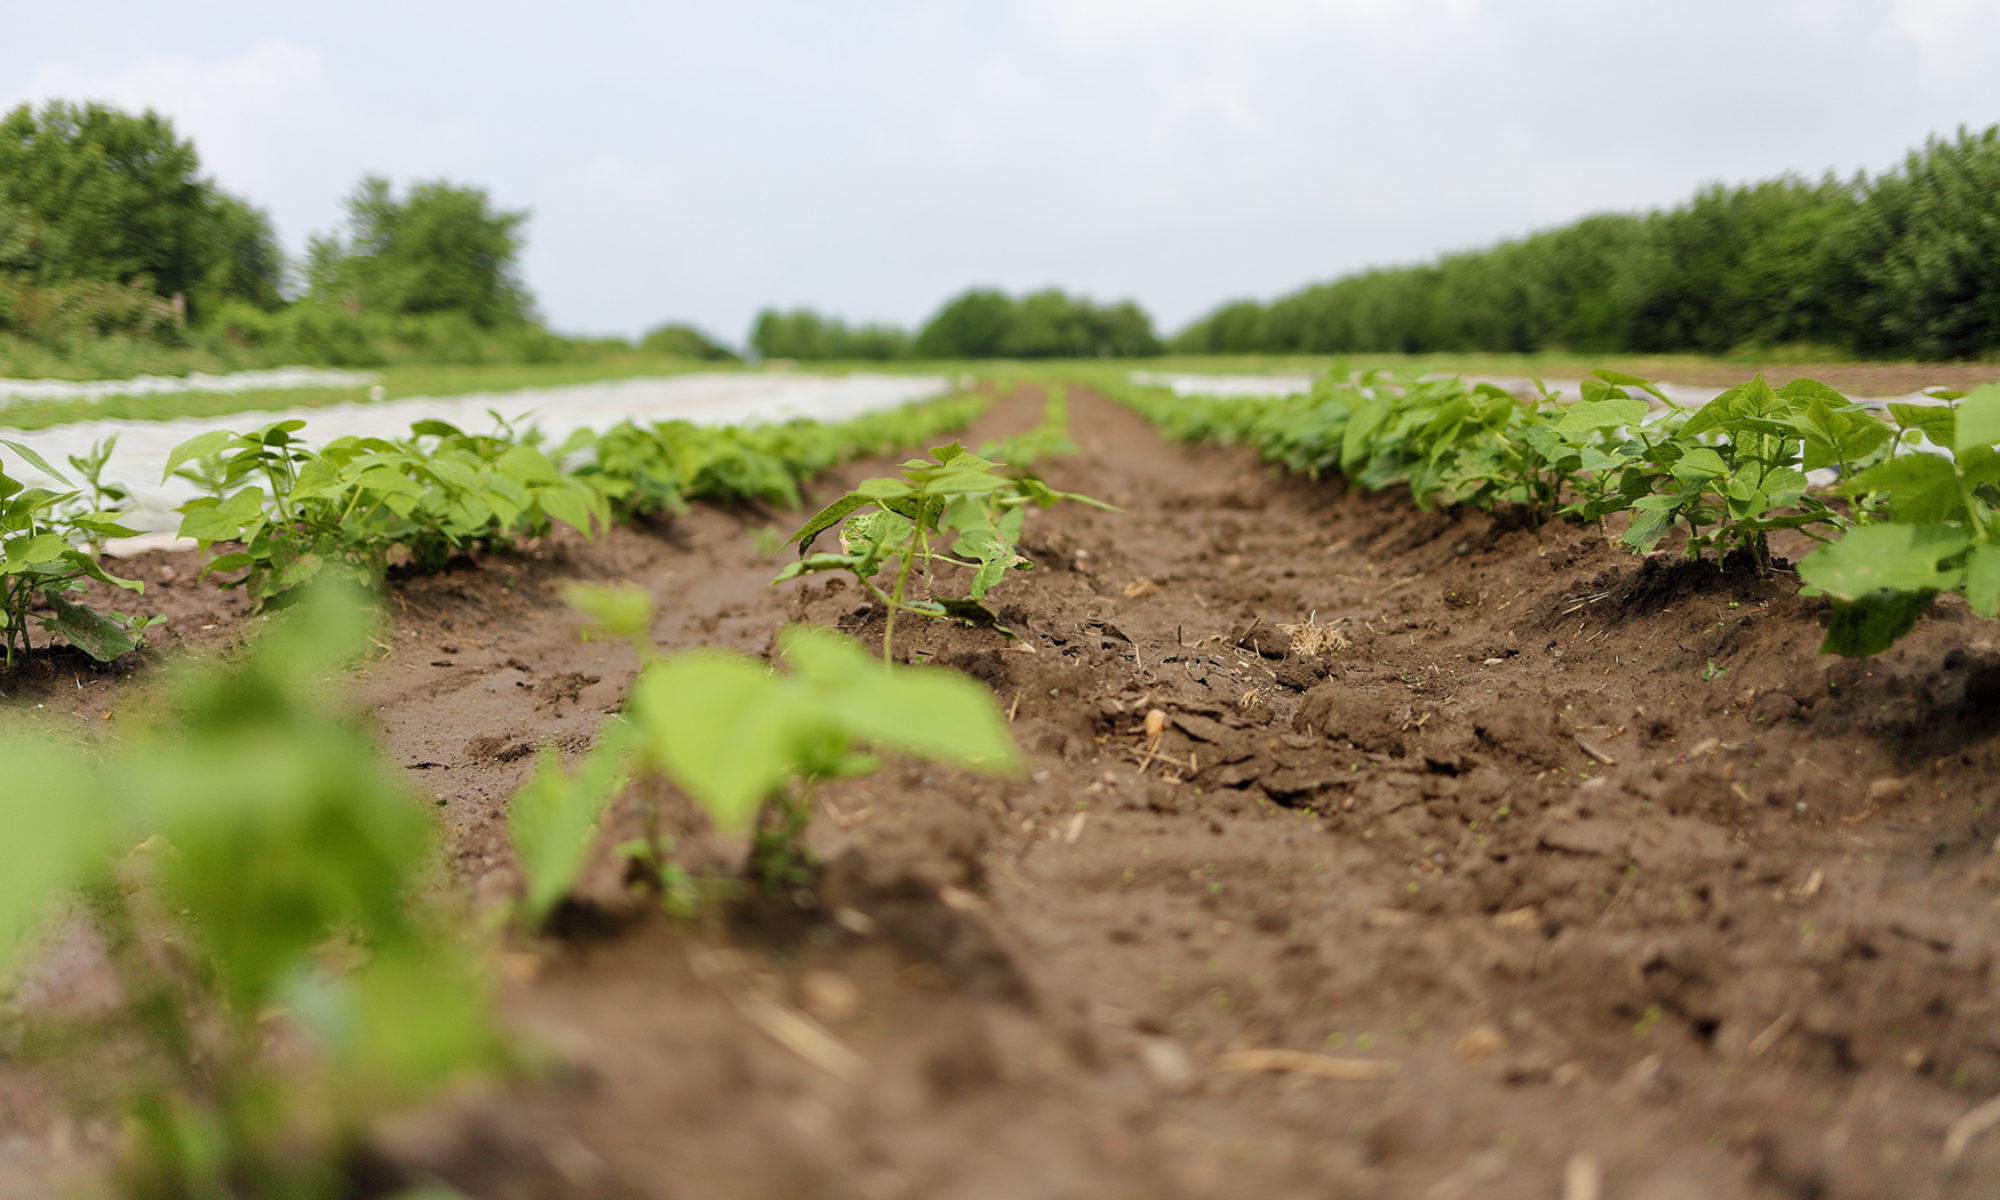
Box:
1175, 124, 2000, 362
750, 287, 1163, 362
6, 99, 2000, 375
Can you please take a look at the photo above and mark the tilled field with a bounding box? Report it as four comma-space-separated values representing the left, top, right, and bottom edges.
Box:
6, 386, 2000, 1199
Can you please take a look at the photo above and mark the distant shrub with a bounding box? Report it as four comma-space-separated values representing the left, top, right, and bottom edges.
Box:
749, 308, 909, 361
914, 288, 1163, 359
640, 322, 739, 361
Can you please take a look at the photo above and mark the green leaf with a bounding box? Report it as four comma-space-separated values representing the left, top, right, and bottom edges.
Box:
1619, 503, 1678, 553
786, 493, 872, 552
560, 582, 654, 648
2, 532, 69, 570
952, 527, 1024, 599
840, 509, 910, 557
853, 476, 917, 501
203, 551, 257, 575
36, 589, 145, 661
339, 940, 499, 1094
269, 552, 328, 593
537, 483, 596, 536
1966, 543, 2000, 618
1554, 398, 1648, 436
1761, 466, 1809, 510
629, 652, 800, 832
921, 467, 1013, 497
0, 439, 70, 485
509, 738, 631, 924
1795, 398, 1893, 472
162, 431, 237, 482
1953, 384, 2000, 457
780, 626, 1019, 772
1670, 447, 1727, 485
1589, 369, 1671, 404
1681, 378, 1766, 439
1887, 402, 1954, 448
773, 551, 869, 584
496, 444, 560, 487
1821, 591, 1936, 657
176, 487, 266, 545
1796, 523, 1968, 599
0, 739, 104, 960
1844, 453, 1964, 524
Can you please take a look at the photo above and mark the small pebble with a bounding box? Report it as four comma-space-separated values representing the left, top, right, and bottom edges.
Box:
799, 968, 863, 1025
1138, 1036, 1194, 1089
1456, 1023, 1506, 1062
1866, 777, 1909, 805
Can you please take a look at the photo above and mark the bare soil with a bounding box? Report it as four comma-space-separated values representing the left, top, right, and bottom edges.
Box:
7, 385, 2000, 1199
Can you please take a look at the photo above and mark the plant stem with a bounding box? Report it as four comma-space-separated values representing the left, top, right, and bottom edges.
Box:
882, 544, 918, 664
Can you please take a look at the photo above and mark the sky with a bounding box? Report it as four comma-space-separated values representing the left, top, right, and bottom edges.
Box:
6, 1, 1999, 345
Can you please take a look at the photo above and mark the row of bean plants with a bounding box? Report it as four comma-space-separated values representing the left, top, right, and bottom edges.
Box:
0, 390, 990, 667
1107, 370, 2000, 656
169, 392, 991, 607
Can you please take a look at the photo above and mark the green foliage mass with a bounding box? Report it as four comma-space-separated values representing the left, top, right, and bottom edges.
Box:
750, 307, 911, 361
163, 391, 989, 612
639, 321, 740, 361
1796, 383, 2000, 653
0, 583, 497, 1196
0, 101, 285, 317
1175, 123, 2000, 363
914, 288, 1163, 360
168, 413, 614, 606
307, 175, 534, 329
775, 390, 1104, 659
747, 289, 1164, 363
1, 436, 152, 666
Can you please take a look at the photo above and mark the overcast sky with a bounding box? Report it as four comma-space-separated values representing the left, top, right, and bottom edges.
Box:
7, 1, 1999, 345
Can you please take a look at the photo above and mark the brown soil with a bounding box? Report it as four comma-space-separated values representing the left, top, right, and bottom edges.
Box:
8, 386, 2000, 1199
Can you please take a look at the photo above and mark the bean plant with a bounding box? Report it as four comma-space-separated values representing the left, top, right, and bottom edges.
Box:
169, 416, 613, 605
1, 438, 152, 667
775, 442, 1107, 661
510, 585, 1020, 920
0, 583, 497, 1197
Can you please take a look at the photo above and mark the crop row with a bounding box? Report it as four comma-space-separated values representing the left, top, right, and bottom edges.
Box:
1106, 369, 2000, 656
0, 389, 990, 664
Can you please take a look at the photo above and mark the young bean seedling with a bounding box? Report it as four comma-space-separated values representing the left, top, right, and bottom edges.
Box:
510, 585, 1021, 919
774, 442, 1108, 661
1, 439, 152, 667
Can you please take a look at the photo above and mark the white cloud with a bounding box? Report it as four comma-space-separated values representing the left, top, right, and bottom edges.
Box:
13, 39, 335, 196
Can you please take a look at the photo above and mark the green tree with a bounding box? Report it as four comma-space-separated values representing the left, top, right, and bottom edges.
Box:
913, 288, 1017, 358
307, 176, 533, 328
1840, 126, 2000, 360
748, 307, 908, 360
0, 100, 283, 316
